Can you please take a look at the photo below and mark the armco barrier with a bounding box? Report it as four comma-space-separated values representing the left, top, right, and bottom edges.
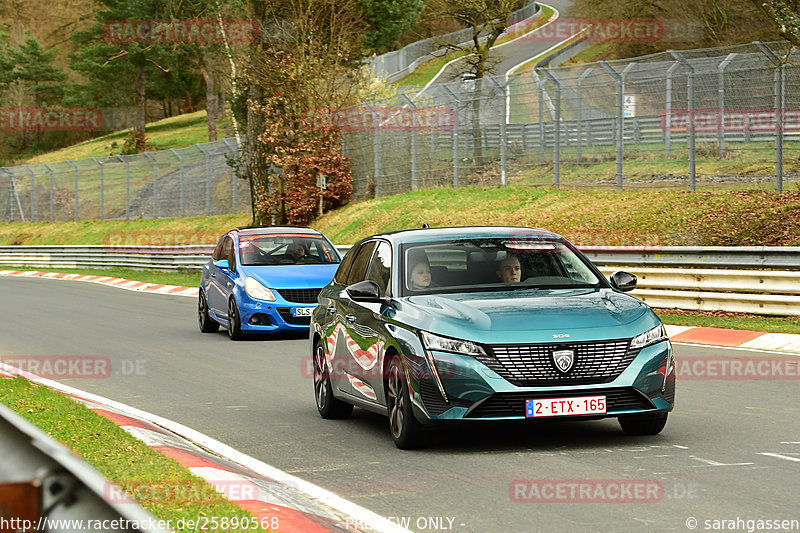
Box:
2, 245, 800, 315
0, 401, 168, 533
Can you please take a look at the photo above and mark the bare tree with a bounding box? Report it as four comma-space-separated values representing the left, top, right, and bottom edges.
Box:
749, 0, 800, 46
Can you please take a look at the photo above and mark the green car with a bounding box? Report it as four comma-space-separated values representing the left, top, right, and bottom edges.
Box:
310, 227, 675, 449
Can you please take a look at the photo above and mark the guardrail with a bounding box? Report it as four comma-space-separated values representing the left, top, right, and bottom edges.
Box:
0, 400, 168, 533
2, 245, 799, 316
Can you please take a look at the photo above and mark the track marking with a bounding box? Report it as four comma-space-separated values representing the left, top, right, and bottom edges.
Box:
758, 452, 800, 463
690, 456, 755, 467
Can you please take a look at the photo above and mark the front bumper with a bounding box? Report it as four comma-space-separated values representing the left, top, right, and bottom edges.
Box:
236, 296, 315, 332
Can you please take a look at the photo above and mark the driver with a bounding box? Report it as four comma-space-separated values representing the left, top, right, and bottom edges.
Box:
497, 254, 522, 283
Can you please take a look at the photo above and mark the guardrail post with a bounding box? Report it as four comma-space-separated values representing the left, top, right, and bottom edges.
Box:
538, 69, 561, 187
400, 94, 418, 190
717, 53, 737, 159
43, 163, 53, 221
576, 68, 594, 165
600, 62, 624, 190
170, 148, 185, 217
144, 153, 158, 218
24, 165, 35, 221
222, 138, 238, 211
92, 157, 104, 219
66, 160, 78, 220
755, 41, 784, 193
668, 51, 696, 191
196, 144, 211, 214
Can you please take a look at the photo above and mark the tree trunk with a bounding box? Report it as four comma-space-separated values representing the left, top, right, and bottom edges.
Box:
202, 54, 218, 142
135, 64, 146, 152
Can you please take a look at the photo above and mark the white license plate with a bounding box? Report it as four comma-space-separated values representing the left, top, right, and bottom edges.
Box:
525, 395, 607, 418
292, 307, 313, 317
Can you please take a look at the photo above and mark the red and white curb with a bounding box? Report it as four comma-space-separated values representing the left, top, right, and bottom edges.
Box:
0, 363, 410, 533
0, 270, 198, 297
3, 269, 800, 354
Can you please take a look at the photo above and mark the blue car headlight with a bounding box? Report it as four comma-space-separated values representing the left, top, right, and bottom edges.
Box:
630, 324, 668, 350
245, 277, 276, 302
420, 331, 486, 357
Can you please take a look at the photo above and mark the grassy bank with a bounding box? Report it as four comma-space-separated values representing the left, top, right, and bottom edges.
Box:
0, 378, 266, 532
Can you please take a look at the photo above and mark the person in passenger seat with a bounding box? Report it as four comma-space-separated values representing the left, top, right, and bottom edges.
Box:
407, 255, 432, 290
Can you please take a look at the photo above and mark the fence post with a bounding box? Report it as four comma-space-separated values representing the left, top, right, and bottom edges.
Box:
668, 51, 696, 192
539, 68, 561, 188
66, 160, 78, 220
145, 153, 158, 218
577, 68, 594, 165
196, 144, 211, 215
534, 71, 546, 164
600, 61, 624, 190
755, 41, 784, 193
487, 76, 508, 186
363, 104, 381, 197
665, 61, 680, 158
24, 165, 35, 221
117, 155, 130, 219
717, 53, 737, 159
91, 158, 104, 219
43, 163, 53, 221
222, 139, 238, 211
400, 94, 418, 190
170, 149, 185, 217
439, 84, 461, 187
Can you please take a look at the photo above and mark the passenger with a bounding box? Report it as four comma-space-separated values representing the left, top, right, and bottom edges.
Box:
286, 242, 306, 262
407, 255, 432, 290
497, 254, 522, 283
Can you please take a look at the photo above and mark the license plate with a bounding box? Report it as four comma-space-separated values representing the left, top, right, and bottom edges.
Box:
292, 307, 313, 317
525, 395, 606, 418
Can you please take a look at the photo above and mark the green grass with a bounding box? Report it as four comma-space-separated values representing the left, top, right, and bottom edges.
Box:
0, 378, 267, 532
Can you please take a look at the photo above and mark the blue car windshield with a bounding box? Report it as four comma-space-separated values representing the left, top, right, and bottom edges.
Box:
239, 233, 340, 266
402, 238, 602, 295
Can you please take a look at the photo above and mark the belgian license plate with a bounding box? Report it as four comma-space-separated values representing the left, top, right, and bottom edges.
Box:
292, 307, 313, 317
525, 395, 606, 418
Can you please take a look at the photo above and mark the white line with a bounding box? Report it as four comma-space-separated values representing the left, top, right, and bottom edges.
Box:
0, 362, 411, 533
670, 341, 800, 357
758, 452, 800, 463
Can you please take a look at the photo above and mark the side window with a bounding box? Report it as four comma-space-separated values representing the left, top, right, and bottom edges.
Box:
221, 236, 235, 269
333, 245, 359, 284
366, 242, 392, 297
212, 236, 225, 261
345, 241, 377, 285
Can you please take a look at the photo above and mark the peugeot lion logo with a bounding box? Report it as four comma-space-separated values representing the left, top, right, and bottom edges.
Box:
552, 349, 575, 374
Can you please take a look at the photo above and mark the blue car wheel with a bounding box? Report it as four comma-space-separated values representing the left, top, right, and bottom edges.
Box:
198, 291, 219, 333
227, 298, 243, 341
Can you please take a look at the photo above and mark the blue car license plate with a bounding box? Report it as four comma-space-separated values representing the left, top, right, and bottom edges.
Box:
292, 307, 313, 317
525, 395, 606, 418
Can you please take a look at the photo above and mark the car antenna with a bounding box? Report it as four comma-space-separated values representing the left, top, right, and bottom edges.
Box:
422, 223, 430, 229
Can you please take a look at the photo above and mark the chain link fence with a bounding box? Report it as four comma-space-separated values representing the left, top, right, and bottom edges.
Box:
1, 138, 251, 222
344, 40, 800, 199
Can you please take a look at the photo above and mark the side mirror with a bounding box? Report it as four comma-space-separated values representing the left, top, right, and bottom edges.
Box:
215, 259, 229, 271
346, 280, 386, 303
610, 271, 637, 292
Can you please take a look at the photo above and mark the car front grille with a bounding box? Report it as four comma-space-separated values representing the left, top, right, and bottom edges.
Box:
277, 308, 311, 325
276, 288, 321, 304
478, 339, 638, 386
465, 388, 655, 418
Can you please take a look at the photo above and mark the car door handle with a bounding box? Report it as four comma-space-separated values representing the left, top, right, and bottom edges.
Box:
327, 306, 336, 315
345, 314, 357, 323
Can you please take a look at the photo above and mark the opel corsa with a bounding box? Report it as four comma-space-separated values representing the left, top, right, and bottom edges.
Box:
310, 227, 675, 448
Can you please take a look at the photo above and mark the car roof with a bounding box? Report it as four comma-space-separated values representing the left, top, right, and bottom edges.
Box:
364, 226, 564, 245
233, 226, 323, 236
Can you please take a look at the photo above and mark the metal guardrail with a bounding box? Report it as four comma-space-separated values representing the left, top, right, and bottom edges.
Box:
2, 245, 800, 315
0, 401, 168, 533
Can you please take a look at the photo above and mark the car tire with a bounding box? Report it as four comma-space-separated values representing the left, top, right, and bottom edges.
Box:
618, 412, 668, 435
198, 292, 220, 333
227, 297, 243, 340
313, 341, 353, 419
386, 356, 425, 449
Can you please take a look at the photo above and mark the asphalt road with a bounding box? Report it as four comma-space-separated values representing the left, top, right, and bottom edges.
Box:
2, 276, 799, 532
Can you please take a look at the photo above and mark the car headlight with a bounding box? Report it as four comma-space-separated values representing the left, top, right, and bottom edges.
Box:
630, 324, 668, 350
245, 277, 276, 301
420, 331, 486, 356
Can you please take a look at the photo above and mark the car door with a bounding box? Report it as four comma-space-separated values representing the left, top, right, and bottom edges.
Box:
208, 234, 235, 316
343, 240, 392, 405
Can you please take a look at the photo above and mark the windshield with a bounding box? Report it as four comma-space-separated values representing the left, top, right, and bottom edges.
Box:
238, 233, 340, 266
401, 237, 602, 295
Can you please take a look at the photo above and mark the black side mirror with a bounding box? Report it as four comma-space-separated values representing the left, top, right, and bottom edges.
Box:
610, 271, 637, 292
346, 280, 385, 303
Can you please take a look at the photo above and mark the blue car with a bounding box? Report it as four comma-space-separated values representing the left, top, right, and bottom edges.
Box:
310, 226, 675, 448
199, 226, 341, 339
